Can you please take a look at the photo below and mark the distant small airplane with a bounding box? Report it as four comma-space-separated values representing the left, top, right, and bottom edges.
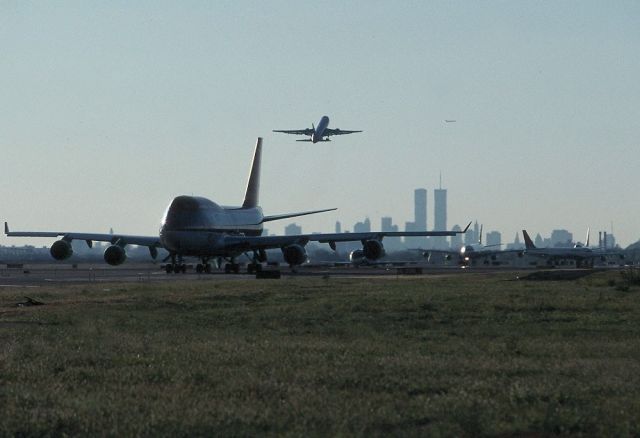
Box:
273, 115, 362, 143
444, 120, 457, 123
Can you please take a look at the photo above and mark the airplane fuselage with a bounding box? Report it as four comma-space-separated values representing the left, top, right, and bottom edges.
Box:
459, 245, 497, 260
311, 116, 330, 143
525, 246, 593, 259
159, 195, 263, 256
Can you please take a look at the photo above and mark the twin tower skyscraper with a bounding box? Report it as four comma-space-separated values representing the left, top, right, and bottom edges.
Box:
404, 187, 447, 248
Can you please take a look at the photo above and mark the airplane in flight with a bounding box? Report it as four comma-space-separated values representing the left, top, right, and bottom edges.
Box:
5, 138, 469, 274
522, 229, 623, 267
273, 116, 362, 143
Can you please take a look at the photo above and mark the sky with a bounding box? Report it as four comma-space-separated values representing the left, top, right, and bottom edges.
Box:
1, 1, 639, 247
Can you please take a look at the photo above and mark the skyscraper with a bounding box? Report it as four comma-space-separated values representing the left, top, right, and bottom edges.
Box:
415, 188, 427, 231
433, 186, 447, 249
486, 231, 501, 247
405, 188, 427, 248
381, 216, 400, 251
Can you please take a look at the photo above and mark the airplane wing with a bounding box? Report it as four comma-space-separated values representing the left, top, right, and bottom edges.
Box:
272, 129, 314, 136
4, 222, 162, 248
222, 222, 471, 252
421, 248, 459, 256
262, 208, 337, 223
323, 128, 362, 137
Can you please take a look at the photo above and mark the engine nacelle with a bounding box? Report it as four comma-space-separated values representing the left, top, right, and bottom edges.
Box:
349, 249, 365, 264
362, 240, 385, 260
104, 245, 127, 266
282, 244, 307, 266
50, 239, 73, 261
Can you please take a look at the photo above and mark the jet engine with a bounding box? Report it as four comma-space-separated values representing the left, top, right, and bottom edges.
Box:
349, 249, 365, 264
50, 239, 73, 260
104, 245, 127, 266
362, 240, 384, 260
282, 244, 307, 266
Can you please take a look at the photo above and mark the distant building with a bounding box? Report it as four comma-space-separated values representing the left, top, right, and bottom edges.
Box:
506, 232, 524, 250
486, 231, 501, 247
335, 221, 341, 234
450, 224, 463, 250
599, 231, 617, 249
464, 224, 475, 245
532, 233, 544, 247
284, 223, 302, 236
551, 229, 573, 247
405, 188, 427, 248
381, 216, 401, 251
465, 221, 479, 245
415, 188, 427, 230
432, 187, 448, 249
353, 218, 371, 233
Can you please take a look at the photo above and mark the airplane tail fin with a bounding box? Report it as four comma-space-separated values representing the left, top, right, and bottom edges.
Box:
585, 227, 590, 247
242, 137, 262, 208
522, 230, 536, 249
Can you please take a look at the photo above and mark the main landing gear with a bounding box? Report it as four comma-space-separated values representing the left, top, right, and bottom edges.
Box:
165, 263, 187, 274
163, 253, 269, 275
224, 263, 241, 274
165, 254, 187, 274
195, 263, 213, 274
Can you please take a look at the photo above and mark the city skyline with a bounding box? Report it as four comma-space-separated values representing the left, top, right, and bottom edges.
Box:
275, 186, 622, 250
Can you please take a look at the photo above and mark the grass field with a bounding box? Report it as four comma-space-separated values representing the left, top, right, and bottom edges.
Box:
1, 271, 640, 436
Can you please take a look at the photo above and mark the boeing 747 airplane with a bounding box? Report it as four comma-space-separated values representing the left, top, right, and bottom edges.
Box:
6, 138, 468, 274
273, 116, 362, 143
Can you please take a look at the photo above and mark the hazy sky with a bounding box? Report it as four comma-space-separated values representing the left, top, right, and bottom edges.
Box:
2, 1, 639, 247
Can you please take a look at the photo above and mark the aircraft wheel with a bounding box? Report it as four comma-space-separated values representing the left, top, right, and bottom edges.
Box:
224, 263, 232, 274
204, 263, 212, 273
173, 264, 182, 274
232, 263, 240, 274
196, 264, 204, 274
180, 264, 187, 273
165, 264, 173, 274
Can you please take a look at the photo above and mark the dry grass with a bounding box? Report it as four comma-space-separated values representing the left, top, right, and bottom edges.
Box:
1, 271, 640, 436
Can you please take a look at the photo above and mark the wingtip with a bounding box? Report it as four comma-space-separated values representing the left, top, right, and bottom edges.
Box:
4, 222, 9, 235
462, 221, 472, 233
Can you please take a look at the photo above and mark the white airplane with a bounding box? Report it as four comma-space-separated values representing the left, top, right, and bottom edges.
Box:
273, 115, 362, 143
523, 228, 624, 267
422, 225, 523, 266
6, 137, 468, 274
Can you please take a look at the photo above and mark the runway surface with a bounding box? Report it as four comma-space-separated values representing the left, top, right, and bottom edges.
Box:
0, 263, 616, 289
0, 262, 531, 286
